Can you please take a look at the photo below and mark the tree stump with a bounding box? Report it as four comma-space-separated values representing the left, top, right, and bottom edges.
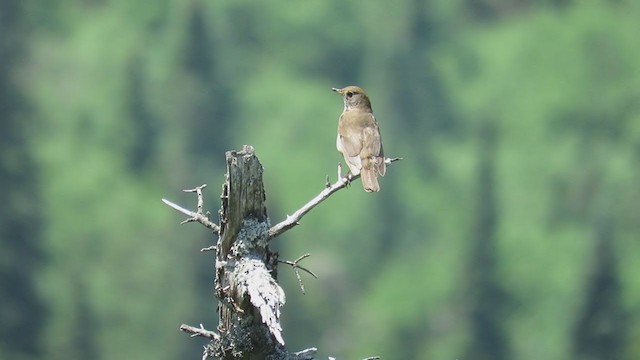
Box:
211, 145, 287, 359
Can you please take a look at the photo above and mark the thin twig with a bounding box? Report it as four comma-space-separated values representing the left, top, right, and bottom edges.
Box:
162, 184, 220, 233
268, 157, 402, 239
183, 184, 206, 215
279, 253, 318, 294
200, 245, 216, 252
179, 323, 220, 340
293, 347, 317, 359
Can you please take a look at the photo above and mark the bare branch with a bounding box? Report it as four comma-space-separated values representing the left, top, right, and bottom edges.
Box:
293, 347, 317, 359
162, 184, 220, 233
179, 324, 220, 340
279, 253, 318, 295
183, 184, 207, 214
269, 157, 401, 239
200, 245, 216, 252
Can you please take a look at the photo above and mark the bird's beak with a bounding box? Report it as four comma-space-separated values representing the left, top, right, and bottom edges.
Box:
331, 87, 341, 94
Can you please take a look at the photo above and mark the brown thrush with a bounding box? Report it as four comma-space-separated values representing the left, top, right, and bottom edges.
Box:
332, 86, 386, 192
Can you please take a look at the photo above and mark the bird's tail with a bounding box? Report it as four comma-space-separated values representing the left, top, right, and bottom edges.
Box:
361, 167, 380, 192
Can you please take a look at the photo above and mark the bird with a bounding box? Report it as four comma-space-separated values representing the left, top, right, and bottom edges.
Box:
332, 86, 386, 192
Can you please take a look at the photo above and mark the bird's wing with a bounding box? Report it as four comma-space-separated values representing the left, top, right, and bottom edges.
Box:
377, 141, 386, 176
361, 123, 382, 158
337, 113, 364, 175
337, 129, 362, 158
363, 115, 387, 176
361, 115, 385, 175
337, 131, 362, 175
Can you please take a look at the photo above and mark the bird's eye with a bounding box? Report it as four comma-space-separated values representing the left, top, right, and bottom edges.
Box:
346, 91, 353, 98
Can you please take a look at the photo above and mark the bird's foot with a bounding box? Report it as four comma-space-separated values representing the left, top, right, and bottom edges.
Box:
337, 162, 352, 188
345, 172, 353, 188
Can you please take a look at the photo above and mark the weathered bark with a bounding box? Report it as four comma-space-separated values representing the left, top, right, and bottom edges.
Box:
209, 145, 287, 359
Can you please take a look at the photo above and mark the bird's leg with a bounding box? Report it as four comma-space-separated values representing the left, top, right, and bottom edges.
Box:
337, 162, 353, 188
345, 172, 353, 188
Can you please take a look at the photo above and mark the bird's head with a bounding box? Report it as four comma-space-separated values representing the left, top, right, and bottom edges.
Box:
332, 86, 372, 111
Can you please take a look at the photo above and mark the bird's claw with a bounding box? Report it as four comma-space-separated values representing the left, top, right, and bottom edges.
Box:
344, 173, 353, 188
337, 162, 353, 188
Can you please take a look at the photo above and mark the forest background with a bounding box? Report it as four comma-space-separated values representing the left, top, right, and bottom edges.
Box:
2, 0, 640, 359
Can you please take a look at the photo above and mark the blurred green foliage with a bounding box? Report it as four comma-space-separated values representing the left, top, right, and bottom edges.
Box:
1, 0, 639, 359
